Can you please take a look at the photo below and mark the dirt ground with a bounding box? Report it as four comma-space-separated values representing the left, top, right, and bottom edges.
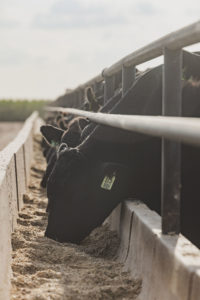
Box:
11, 134, 141, 300
0, 122, 23, 150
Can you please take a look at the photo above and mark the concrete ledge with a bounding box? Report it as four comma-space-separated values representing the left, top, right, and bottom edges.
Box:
0, 174, 12, 300
0, 112, 38, 300
5, 156, 18, 231
191, 269, 200, 300
107, 203, 122, 234
23, 133, 33, 185
15, 145, 26, 211
108, 200, 200, 300
117, 202, 133, 263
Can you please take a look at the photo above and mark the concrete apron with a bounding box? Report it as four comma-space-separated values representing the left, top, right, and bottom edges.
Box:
108, 201, 200, 300
0, 112, 38, 300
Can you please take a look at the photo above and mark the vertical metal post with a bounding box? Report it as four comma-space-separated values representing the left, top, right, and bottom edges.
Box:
114, 70, 122, 90
122, 65, 136, 96
104, 75, 115, 103
78, 88, 84, 107
93, 82, 99, 102
91, 82, 96, 94
70, 93, 75, 108
94, 81, 101, 96
111, 65, 137, 233
76, 90, 80, 108
76, 89, 80, 107
72, 92, 76, 108
73, 92, 78, 108
162, 47, 182, 234
93, 82, 97, 94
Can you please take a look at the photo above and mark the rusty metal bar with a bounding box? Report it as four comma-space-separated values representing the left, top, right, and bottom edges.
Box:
161, 48, 183, 234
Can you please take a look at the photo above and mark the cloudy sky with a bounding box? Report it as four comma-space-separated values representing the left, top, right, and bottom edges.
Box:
0, 0, 200, 100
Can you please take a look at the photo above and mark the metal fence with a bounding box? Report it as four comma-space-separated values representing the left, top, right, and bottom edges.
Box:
47, 20, 200, 235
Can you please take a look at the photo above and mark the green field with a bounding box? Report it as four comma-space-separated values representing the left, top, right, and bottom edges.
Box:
0, 99, 50, 121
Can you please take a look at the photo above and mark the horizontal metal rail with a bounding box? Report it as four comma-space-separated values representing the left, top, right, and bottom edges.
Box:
47, 107, 200, 147
67, 20, 200, 92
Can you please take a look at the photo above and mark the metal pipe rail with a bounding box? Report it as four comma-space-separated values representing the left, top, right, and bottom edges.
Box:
49, 20, 200, 236
67, 20, 200, 92
47, 107, 200, 147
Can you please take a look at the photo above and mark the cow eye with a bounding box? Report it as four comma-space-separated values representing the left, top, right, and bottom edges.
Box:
57, 143, 68, 153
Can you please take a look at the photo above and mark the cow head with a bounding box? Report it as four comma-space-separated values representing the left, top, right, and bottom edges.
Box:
47, 145, 87, 199
40, 125, 64, 148
40, 117, 88, 148
85, 86, 101, 112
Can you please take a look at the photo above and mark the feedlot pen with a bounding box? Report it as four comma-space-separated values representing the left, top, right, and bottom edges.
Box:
1, 20, 200, 300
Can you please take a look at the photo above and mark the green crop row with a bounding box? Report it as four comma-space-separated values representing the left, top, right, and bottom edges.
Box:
0, 99, 50, 121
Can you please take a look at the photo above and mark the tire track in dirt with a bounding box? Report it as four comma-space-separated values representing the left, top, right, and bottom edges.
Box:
11, 134, 141, 300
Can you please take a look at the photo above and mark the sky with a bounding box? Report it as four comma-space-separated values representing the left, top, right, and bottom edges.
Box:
0, 0, 200, 100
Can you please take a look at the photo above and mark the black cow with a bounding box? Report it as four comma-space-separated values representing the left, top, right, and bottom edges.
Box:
51, 83, 104, 110
46, 156, 132, 243
41, 112, 72, 159
41, 88, 122, 186
40, 117, 89, 188
82, 86, 102, 112
45, 51, 200, 247
42, 85, 102, 161
41, 116, 89, 149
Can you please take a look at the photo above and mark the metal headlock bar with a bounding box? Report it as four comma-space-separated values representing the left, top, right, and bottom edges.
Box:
48, 20, 200, 235
47, 108, 200, 147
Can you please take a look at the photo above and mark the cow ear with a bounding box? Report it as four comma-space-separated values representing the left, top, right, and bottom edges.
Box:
86, 87, 100, 112
68, 119, 81, 133
40, 125, 64, 146
86, 87, 96, 104
78, 118, 89, 130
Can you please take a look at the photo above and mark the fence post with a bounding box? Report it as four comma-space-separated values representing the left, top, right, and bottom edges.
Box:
94, 81, 102, 96
109, 64, 136, 233
114, 70, 122, 91
77, 88, 84, 107
104, 74, 115, 103
122, 65, 136, 96
161, 47, 182, 234
74, 91, 79, 108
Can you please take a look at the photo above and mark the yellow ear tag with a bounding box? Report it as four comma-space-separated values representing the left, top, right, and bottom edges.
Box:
101, 172, 116, 190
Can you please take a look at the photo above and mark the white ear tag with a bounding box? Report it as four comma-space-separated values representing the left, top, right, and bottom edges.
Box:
101, 172, 116, 190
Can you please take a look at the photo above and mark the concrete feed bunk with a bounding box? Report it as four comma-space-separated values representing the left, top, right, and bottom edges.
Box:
0, 112, 38, 299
